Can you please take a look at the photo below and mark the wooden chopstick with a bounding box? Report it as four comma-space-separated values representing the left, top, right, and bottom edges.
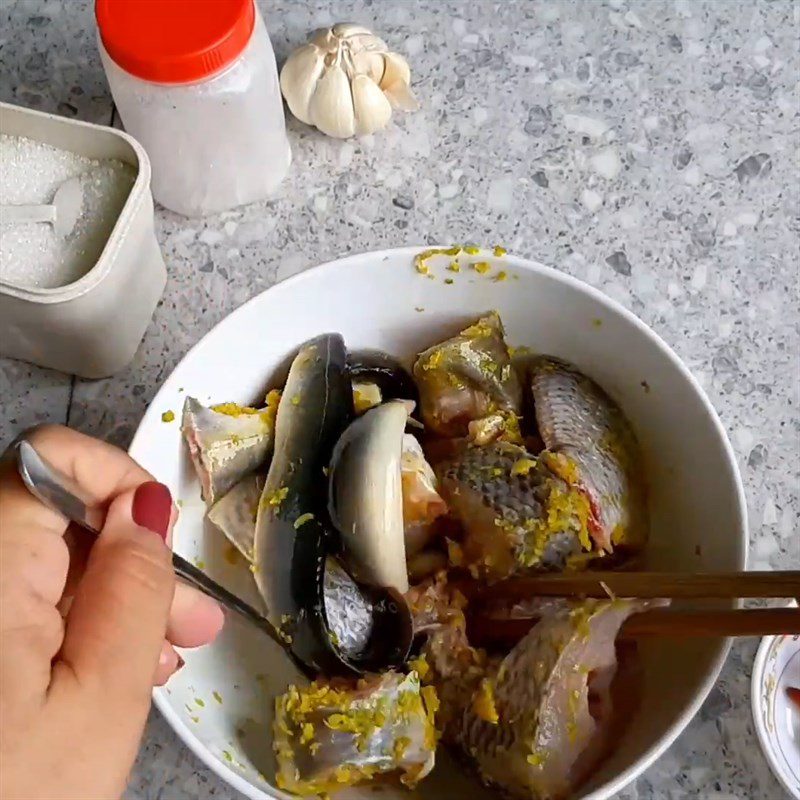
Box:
468, 608, 800, 648
471, 571, 800, 604
622, 608, 800, 638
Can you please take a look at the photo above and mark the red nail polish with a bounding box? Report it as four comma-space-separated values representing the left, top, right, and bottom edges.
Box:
132, 481, 172, 540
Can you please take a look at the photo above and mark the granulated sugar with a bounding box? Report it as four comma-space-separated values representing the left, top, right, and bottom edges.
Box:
0, 134, 136, 289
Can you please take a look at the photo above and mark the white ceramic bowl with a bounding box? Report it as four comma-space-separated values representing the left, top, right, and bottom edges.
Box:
130, 247, 747, 800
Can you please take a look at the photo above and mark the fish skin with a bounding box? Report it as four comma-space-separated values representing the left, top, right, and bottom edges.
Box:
413, 312, 522, 438
207, 473, 264, 561
273, 671, 437, 796
453, 599, 658, 800
253, 334, 362, 669
437, 442, 590, 578
323, 557, 374, 657
208, 486, 374, 657
529, 357, 648, 552
181, 395, 276, 505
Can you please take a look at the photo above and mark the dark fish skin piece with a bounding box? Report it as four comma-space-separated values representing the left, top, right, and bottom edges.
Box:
253, 334, 360, 674
253, 335, 414, 676
413, 312, 523, 437
437, 442, 590, 578
529, 357, 648, 553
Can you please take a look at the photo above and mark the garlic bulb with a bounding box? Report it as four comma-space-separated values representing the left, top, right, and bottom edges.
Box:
280, 23, 418, 139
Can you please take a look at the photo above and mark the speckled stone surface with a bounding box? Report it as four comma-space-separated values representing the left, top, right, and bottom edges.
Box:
1, 0, 798, 798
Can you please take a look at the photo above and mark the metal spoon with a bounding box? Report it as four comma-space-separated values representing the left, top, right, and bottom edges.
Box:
14, 439, 313, 676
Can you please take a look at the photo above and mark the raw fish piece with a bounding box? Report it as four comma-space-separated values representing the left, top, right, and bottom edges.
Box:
352, 380, 382, 413
323, 557, 374, 657
413, 312, 522, 437
437, 442, 593, 578
407, 549, 448, 582
406, 571, 464, 633
348, 350, 419, 405
209, 498, 376, 659
254, 335, 413, 675
468, 411, 523, 446
181, 392, 279, 505
453, 599, 659, 800
208, 485, 379, 658
207, 473, 264, 561
401, 433, 448, 556
530, 357, 648, 551
274, 671, 438, 796
253, 335, 362, 672
329, 401, 411, 593
406, 575, 491, 732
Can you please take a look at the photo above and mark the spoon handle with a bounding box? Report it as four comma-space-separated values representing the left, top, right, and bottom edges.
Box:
1, 203, 56, 225
13, 439, 300, 664
169, 554, 286, 646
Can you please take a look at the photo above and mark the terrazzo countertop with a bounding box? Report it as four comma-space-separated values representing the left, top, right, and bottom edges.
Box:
1, 1, 798, 798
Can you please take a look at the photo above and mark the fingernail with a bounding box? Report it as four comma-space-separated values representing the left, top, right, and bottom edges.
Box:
132, 481, 172, 540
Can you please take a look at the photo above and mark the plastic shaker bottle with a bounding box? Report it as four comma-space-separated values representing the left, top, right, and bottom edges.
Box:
96, 0, 291, 217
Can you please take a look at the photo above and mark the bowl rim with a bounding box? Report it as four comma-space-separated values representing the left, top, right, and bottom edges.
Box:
134, 245, 748, 800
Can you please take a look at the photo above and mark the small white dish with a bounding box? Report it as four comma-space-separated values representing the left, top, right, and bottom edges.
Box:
129, 246, 747, 800
752, 603, 800, 800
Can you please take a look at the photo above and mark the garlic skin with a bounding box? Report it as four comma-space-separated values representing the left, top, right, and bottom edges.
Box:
280, 23, 418, 139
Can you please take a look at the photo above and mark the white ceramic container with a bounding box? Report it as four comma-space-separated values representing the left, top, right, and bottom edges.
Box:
0, 101, 165, 379
130, 246, 747, 800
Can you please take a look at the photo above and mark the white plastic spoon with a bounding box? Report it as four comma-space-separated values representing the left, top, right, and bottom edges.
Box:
0, 174, 83, 238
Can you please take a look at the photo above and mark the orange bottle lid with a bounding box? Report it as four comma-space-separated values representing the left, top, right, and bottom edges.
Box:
96, 0, 255, 84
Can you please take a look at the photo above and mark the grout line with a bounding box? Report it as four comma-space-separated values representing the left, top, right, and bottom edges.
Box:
65, 375, 76, 427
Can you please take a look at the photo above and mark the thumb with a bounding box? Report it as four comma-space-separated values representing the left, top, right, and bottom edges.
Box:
56, 482, 175, 706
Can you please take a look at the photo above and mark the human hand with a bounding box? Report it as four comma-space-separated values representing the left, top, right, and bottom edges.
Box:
0, 425, 224, 800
